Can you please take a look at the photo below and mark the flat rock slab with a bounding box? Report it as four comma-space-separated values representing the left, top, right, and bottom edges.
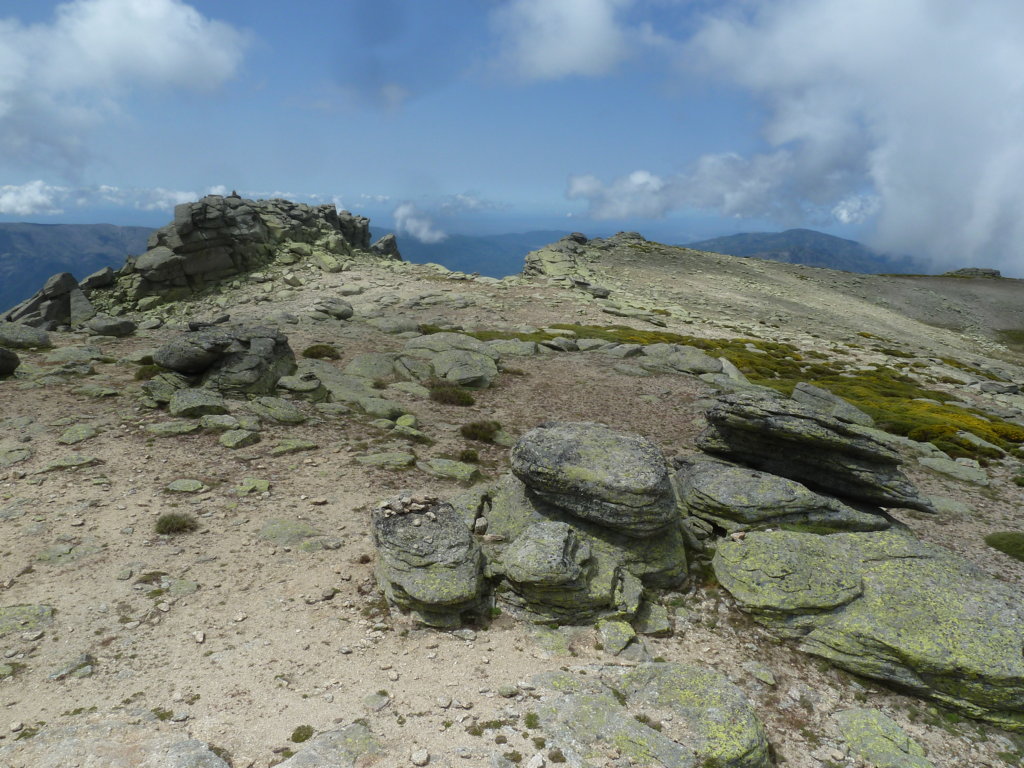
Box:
0, 323, 51, 349
168, 388, 228, 418
532, 662, 771, 768
146, 420, 200, 437
714, 529, 1024, 728
356, 452, 415, 469
421, 458, 482, 484
0, 720, 229, 768
57, 424, 98, 445
917, 456, 989, 485
675, 457, 890, 532
274, 722, 382, 767
270, 439, 319, 456
220, 429, 260, 449
511, 421, 677, 537
0, 604, 54, 637
698, 393, 935, 513
259, 519, 322, 547
245, 396, 307, 424
834, 708, 935, 768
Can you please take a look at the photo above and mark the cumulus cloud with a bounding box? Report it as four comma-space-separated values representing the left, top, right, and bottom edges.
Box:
0, 182, 233, 216
491, 0, 635, 80
0, 0, 247, 173
0, 181, 68, 216
569, 0, 1024, 270
393, 203, 447, 244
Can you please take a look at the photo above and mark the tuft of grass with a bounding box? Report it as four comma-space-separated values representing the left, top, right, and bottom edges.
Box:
151, 707, 173, 721
524, 712, 539, 729
290, 725, 314, 743
460, 420, 501, 443
155, 513, 199, 535
984, 532, 1024, 563
301, 344, 340, 360
428, 379, 475, 406
458, 448, 479, 463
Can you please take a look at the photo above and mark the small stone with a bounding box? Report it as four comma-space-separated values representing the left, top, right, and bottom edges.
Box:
411, 748, 431, 766
220, 429, 261, 449
21, 630, 44, 641
498, 685, 518, 698
451, 628, 477, 642
10, 721, 23, 733
525, 754, 545, 768
437, 696, 452, 709
157, 602, 171, 613
193, 631, 206, 644
167, 478, 205, 493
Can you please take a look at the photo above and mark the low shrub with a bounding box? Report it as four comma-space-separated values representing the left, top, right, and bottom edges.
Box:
984, 532, 1024, 563
428, 379, 475, 406
155, 513, 198, 535
301, 344, 340, 360
460, 420, 501, 442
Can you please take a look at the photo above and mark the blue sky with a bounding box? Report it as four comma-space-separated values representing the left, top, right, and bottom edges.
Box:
2, 1, 1024, 273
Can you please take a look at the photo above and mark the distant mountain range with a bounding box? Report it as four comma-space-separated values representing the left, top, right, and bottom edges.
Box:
685, 228, 926, 274
0, 222, 932, 313
0, 223, 152, 311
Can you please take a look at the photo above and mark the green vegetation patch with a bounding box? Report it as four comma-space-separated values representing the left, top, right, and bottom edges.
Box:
428, 379, 476, 406
301, 344, 340, 360
460, 420, 501, 442
290, 725, 314, 743
984, 532, 1024, 563
155, 513, 199, 535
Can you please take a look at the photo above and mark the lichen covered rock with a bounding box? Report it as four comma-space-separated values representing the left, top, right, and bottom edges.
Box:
532, 662, 771, 768
714, 529, 1024, 728
511, 421, 678, 537
698, 392, 935, 513
675, 456, 890, 533
372, 495, 484, 627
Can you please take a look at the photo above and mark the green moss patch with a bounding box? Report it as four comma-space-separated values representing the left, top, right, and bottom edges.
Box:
984, 532, 1024, 563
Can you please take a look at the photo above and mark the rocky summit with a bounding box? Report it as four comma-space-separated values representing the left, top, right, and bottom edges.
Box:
1, 208, 1024, 768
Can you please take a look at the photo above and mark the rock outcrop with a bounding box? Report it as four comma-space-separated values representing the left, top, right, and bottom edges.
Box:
152, 324, 296, 396
372, 495, 485, 627
3, 271, 95, 330
532, 663, 772, 768
510, 421, 678, 537
675, 456, 891, 533
698, 392, 936, 513
714, 529, 1024, 728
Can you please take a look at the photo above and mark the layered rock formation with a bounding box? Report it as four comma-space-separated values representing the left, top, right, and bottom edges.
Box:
2, 194, 401, 326
714, 529, 1024, 729
698, 392, 936, 513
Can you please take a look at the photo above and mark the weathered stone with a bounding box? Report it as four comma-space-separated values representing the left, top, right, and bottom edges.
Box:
57, 424, 99, 445
431, 349, 499, 388
167, 478, 205, 493
0, 347, 18, 376
373, 497, 484, 626
259, 519, 321, 546
370, 232, 401, 260
245, 396, 307, 424
714, 529, 1024, 728
356, 452, 416, 469
421, 458, 482, 484
220, 429, 260, 449
154, 325, 296, 395
0, 323, 51, 349
344, 353, 399, 380
313, 297, 354, 319
274, 722, 383, 767
269, 439, 318, 456
792, 381, 874, 426
145, 420, 200, 437
85, 314, 136, 337
698, 393, 935, 513
0, 604, 54, 637
511, 422, 677, 537
675, 457, 890, 533
834, 708, 935, 768
917, 456, 989, 485
3, 272, 88, 329
532, 663, 771, 768
0, 721, 231, 768
168, 388, 228, 418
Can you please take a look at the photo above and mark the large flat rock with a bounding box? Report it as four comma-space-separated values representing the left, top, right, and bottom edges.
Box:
714, 529, 1024, 728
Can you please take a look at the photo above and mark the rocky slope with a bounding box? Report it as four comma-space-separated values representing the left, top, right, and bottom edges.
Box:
0, 214, 1023, 767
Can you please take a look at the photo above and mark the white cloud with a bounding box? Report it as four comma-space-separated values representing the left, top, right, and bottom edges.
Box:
0, 181, 68, 216
569, 0, 1024, 270
393, 203, 447, 244
0, 0, 247, 173
491, 0, 635, 80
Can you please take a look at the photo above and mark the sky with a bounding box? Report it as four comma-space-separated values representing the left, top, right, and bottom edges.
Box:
1, 0, 1024, 274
